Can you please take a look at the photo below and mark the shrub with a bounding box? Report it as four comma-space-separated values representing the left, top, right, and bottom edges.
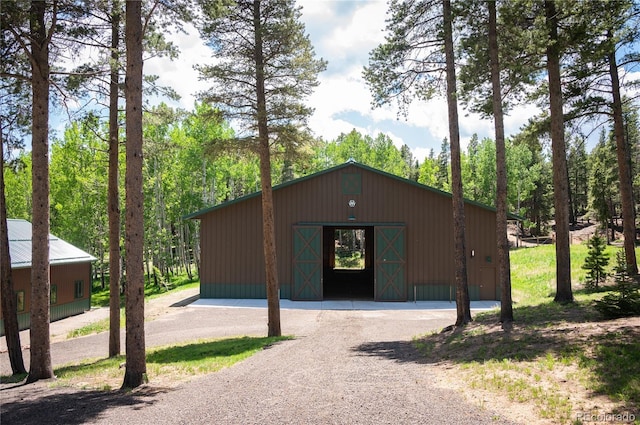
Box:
594, 250, 640, 318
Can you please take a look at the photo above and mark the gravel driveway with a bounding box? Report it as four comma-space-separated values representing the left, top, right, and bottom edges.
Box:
1, 296, 516, 424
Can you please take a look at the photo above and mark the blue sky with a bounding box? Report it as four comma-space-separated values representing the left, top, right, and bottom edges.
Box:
143, 0, 636, 161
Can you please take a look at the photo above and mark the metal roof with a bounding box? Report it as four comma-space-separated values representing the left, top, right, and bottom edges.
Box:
184, 160, 524, 220
7, 219, 97, 269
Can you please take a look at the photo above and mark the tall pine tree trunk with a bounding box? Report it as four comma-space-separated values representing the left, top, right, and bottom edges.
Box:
27, 0, 54, 383
122, 0, 146, 389
608, 44, 638, 275
0, 134, 26, 375
108, 1, 121, 358
253, 0, 281, 337
545, 0, 573, 303
488, 0, 513, 323
443, 0, 471, 326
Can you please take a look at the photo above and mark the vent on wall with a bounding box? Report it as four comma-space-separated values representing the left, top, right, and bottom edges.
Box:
341, 173, 361, 195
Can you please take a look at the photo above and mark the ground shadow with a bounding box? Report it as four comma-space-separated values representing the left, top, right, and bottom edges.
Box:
352, 340, 426, 364
169, 294, 200, 307
503, 299, 604, 326
583, 334, 640, 405
1, 384, 167, 425
146, 336, 289, 364
351, 326, 578, 367
353, 300, 640, 409
352, 300, 612, 364
1, 336, 293, 424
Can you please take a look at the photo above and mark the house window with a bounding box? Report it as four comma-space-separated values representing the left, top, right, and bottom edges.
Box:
16, 291, 25, 312
50, 285, 58, 305
74, 280, 84, 299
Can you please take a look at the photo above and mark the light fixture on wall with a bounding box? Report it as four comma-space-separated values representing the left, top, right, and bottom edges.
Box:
348, 199, 356, 220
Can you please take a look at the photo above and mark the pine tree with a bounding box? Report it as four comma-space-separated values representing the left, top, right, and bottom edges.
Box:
435, 138, 450, 191
364, 0, 472, 325
196, 0, 326, 336
27, 0, 54, 383
582, 234, 609, 290
0, 132, 26, 375
122, 0, 146, 389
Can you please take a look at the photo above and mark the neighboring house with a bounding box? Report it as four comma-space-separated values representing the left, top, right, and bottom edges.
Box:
187, 160, 506, 302
0, 219, 96, 335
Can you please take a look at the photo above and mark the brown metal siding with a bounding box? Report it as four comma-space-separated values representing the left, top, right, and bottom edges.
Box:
198, 164, 499, 300
9, 268, 31, 314
0, 262, 92, 326
200, 196, 264, 287
51, 263, 92, 306
465, 204, 498, 297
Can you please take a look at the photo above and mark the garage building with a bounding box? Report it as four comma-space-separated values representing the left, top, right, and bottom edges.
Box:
1, 219, 95, 335
187, 161, 501, 302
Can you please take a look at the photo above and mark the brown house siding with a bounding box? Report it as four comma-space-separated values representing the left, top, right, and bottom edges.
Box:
0, 262, 92, 334
195, 163, 499, 301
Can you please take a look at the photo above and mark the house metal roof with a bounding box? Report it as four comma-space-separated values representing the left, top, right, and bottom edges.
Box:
7, 219, 97, 269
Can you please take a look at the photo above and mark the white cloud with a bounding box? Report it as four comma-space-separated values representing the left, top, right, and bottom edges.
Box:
298, 0, 335, 20
504, 103, 540, 136
413, 147, 432, 162
145, 24, 213, 109
621, 69, 640, 98
318, 2, 387, 61
405, 99, 450, 141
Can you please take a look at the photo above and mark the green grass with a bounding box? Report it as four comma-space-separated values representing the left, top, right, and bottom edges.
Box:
509, 243, 625, 306
416, 244, 640, 424
335, 252, 365, 269
577, 332, 640, 404
66, 310, 126, 339
0, 373, 28, 384
51, 336, 292, 390
91, 274, 199, 308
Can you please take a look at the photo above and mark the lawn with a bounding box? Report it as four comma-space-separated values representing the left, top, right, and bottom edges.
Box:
90, 273, 200, 308
415, 244, 640, 425
51, 336, 291, 391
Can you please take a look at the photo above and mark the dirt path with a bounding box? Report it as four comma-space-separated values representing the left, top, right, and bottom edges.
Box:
1, 302, 517, 424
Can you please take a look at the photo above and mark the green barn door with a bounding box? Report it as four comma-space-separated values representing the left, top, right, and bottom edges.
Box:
292, 226, 323, 300
375, 226, 406, 301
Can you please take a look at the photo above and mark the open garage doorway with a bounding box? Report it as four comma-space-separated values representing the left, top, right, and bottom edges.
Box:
323, 226, 374, 299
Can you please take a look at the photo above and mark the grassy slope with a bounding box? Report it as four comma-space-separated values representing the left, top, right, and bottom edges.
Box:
416, 244, 640, 425
91, 274, 200, 308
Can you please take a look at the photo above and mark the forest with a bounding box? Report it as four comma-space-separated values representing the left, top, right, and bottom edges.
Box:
4, 104, 640, 282
1, 0, 639, 387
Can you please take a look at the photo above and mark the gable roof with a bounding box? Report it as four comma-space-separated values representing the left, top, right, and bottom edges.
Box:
185, 160, 522, 220
8, 219, 97, 269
